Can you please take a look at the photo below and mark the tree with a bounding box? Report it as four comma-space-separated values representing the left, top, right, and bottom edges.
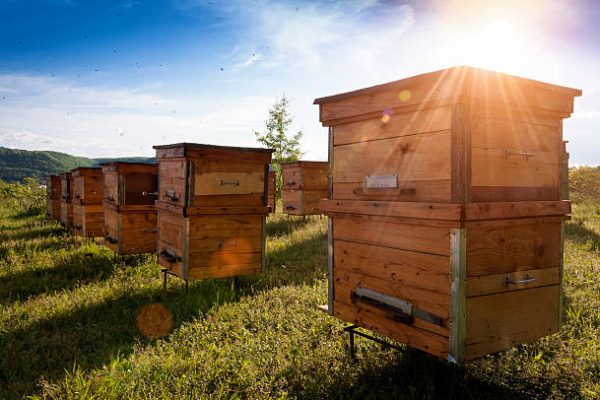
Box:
254, 95, 303, 198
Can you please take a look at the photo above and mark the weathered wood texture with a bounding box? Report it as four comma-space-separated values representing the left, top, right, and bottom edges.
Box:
104, 206, 157, 254
316, 66, 580, 203
283, 190, 327, 215
154, 143, 272, 281
60, 201, 73, 227
268, 170, 276, 213
46, 175, 62, 220
315, 67, 579, 362
153, 143, 273, 208
59, 172, 74, 227
102, 162, 159, 254
72, 167, 104, 205
72, 204, 104, 237
102, 162, 158, 206
157, 209, 264, 280
281, 161, 328, 215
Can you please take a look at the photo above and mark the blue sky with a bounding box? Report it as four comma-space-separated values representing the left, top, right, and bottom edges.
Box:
1, 0, 599, 165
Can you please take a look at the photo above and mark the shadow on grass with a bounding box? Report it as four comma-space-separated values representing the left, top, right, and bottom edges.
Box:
0, 281, 238, 399
236, 230, 327, 294
0, 223, 67, 244
266, 215, 314, 237
291, 344, 582, 400
565, 220, 600, 251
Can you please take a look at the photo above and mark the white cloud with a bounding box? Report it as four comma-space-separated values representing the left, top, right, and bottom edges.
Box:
0, 74, 274, 158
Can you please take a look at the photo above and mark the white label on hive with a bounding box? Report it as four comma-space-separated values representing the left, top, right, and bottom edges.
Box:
363, 174, 398, 189
195, 172, 264, 196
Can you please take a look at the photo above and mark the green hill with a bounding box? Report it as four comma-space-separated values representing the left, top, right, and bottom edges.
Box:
0, 147, 154, 182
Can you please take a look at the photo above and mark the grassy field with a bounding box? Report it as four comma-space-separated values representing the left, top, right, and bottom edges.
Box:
1, 188, 600, 398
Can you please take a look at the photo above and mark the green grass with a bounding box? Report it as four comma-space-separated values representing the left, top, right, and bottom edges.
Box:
0, 203, 599, 399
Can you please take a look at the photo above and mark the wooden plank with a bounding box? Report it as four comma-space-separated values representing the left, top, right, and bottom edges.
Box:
332, 179, 452, 203
470, 186, 559, 202
188, 235, 262, 253
335, 240, 451, 295
187, 251, 261, 269
321, 199, 461, 220
158, 159, 187, 205
464, 201, 571, 221
465, 285, 559, 360
451, 103, 470, 203
466, 220, 561, 277
466, 267, 559, 297
317, 68, 461, 124
471, 148, 558, 188
333, 214, 451, 256
188, 263, 260, 280
195, 172, 264, 196
188, 215, 263, 237
333, 301, 449, 359
333, 106, 452, 146
333, 130, 452, 183
283, 190, 327, 216
157, 210, 184, 251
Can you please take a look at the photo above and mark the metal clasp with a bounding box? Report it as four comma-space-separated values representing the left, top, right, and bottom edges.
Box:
503, 273, 536, 287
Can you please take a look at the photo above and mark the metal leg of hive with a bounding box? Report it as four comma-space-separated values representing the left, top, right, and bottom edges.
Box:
185, 279, 189, 293
344, 324, 405, 362
162, 268, 168, 291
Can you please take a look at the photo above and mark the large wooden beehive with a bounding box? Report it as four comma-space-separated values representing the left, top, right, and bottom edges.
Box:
154, 143, 273, 281
102, 162, 158, 255
71, 167, 104, 237
59, 172, 74, 227
281, 161, 328, 216
315, 66, 581, 362
46, 174, 62, 220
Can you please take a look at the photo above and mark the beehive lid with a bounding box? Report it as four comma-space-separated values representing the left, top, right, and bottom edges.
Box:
314, 66, 582, 125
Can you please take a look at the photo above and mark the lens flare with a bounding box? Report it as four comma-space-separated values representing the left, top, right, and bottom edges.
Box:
137, 303, 173, 339
398, 90, 411, 102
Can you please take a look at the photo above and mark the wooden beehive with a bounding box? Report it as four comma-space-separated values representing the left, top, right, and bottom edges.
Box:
268, 170, 277, 213
154, 143, 273, 281
71, 167, 104, 237
315, 66, 581, 362
46, 174, 62, 220
59, 172, 73, 227
281, 161, 328, 215
102, 162, 158, 255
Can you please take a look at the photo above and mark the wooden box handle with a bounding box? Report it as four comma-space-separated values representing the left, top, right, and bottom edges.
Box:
160, 249, 181, 263
219, 179, 240, 187
105, 235, 118, 244
504, 148, 535, 161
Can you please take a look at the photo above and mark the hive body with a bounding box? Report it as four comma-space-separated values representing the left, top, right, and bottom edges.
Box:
154, 143, 273, 281
59, 172, 74, 228
71, 167, 104, 237
102, 162, 158, 255
281, 161, 328, 215
315, 66, 581, 362
46, 175, 62, 220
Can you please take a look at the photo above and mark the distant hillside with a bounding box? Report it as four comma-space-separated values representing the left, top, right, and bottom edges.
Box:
0, 147, 155, 182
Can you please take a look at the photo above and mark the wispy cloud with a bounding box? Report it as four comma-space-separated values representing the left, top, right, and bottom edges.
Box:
0, 74, 274, 157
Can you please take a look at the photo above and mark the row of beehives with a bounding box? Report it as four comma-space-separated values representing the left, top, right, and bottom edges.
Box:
47, 66, 580, 364
46, 144, 330, 281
